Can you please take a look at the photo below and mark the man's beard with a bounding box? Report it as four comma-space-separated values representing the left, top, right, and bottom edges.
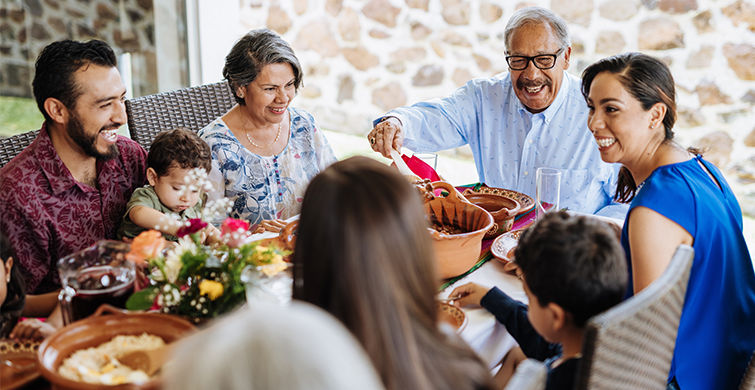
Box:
67, 113, 120, 161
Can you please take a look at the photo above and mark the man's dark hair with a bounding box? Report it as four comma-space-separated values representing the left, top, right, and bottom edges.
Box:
147, 128, 212, 177
32, 39, 118, 122
515, 211, 627, 327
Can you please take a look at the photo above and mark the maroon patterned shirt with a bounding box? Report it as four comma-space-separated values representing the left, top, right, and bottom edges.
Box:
0, 124, 147, 294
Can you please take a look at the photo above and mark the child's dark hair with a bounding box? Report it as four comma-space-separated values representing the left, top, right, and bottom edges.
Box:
147, 128, 212, 177
514, 212, 627, 327
1, 230, 26, 337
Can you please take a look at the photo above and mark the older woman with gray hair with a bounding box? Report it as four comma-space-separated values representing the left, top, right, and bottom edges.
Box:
199, 29, 336, 232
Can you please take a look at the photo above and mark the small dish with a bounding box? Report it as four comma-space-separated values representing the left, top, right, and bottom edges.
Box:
491, 229, 524, 264
462, 186, 534, 217
0, 339, 41, 390
437, 302, 468, 333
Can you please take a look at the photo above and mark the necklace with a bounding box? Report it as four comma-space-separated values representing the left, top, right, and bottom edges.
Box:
240, 109, 282, 149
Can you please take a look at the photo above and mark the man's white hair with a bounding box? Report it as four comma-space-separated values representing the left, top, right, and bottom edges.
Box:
504, 7, 571, 53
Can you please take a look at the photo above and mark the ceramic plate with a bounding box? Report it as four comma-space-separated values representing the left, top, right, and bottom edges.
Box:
462, 186, 534, 216
437, 302, 468, 333
0, 339, 41, 390
491, 229, 524, 264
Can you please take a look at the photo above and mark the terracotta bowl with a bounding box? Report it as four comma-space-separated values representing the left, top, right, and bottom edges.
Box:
37, 305, 196, 390
463, 193, 521, 238
462, 186, 535, 217
424, 182, 494, 279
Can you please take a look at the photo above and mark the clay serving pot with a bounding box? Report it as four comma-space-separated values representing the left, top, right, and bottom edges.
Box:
38, 305, 196, 390
423, 182, 494, 279
463, 193, 521, 238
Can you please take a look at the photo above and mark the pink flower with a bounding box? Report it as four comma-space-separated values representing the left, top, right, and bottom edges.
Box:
176, 218, 208, 237
221, 218, 251, 247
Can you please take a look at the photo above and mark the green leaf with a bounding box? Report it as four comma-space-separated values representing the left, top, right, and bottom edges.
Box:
126, 286, 159, 311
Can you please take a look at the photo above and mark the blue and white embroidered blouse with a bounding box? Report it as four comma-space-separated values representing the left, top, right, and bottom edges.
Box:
199, 107, 337, 226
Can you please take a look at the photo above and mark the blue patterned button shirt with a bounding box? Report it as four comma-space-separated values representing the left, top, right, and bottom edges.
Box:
376, 71, 627, 218
200, 107, 337, 226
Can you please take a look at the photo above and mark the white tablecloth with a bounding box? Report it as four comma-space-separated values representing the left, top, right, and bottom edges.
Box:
438, 259, 527, 369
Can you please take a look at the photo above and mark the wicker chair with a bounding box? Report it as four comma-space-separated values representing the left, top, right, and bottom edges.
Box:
503, 359, 548, 390
741, 351, 755, 390
125, 81, 236, 151
575, 244, 694, 390
0, 129, 39, 169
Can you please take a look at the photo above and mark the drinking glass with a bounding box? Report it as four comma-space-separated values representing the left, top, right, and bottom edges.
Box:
58, 240, 135, 325
413, 152, 438, 170
536, 167, 561, 219
242, 263, 293, 306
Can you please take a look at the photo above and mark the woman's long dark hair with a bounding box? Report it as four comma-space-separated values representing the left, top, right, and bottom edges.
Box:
581, 53, 690, 203
1, 231, 26, 338
293, 156, 494, 390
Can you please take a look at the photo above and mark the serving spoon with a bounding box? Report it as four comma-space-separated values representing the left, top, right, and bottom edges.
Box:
118, 344, 174, 376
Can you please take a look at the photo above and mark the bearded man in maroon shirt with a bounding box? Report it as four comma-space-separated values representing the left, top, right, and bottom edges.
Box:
0, 40, 147, 297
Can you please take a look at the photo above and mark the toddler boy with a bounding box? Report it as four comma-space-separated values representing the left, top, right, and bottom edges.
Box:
451, 211, 627, 390
117, 128, 219, 243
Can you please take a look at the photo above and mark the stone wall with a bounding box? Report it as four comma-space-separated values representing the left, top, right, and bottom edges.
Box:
0, 0, 156, 98
239, 0, 755, 213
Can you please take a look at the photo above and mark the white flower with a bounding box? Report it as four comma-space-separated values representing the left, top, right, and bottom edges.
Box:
164, 236, 195, 283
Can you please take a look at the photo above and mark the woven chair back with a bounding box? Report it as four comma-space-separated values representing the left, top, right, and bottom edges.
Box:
126, 81, 235, 151
0, 129, 39, 169
576, 244, 694, 390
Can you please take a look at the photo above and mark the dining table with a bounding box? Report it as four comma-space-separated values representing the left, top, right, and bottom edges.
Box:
248, 197, 625, 372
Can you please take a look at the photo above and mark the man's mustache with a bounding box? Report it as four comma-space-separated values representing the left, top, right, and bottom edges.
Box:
517, 77, 552, 90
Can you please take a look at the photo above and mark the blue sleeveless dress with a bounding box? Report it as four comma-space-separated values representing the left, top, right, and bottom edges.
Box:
622, 155, 755, 390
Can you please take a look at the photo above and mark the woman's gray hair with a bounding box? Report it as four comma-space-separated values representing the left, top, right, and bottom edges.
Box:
223, 28, 303, 106
164, 302, 385, 390
504, 7, 571, 53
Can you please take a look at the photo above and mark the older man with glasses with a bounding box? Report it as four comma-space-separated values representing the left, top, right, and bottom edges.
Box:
368, 7, 626, 218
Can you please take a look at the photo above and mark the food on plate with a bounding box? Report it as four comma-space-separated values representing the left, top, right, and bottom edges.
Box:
58, 333, 165, 385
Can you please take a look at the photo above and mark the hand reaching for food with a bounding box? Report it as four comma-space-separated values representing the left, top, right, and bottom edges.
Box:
10, 318, 58, 340
447, 282, 493, 308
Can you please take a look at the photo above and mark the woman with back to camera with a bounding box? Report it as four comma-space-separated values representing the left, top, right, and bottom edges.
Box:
292, 156, 495, 390
199, 29, 336, 232
582, 52, 755, 390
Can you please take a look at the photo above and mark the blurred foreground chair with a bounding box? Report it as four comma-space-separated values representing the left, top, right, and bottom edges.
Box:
503, 359, 547, 390
0, 129, 39, 169
741, 351, 755, 390
126, 81, 235, 152
503, 244, 694, 390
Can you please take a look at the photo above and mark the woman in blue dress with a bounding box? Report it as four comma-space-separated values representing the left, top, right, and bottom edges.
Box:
200, 29, 336, 232
581, 52, 755, 389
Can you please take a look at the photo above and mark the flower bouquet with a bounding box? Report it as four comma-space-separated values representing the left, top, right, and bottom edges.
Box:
125, 216, 291, 321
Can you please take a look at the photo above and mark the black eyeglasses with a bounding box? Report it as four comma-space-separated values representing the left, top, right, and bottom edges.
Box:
506, 47, 566, 71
